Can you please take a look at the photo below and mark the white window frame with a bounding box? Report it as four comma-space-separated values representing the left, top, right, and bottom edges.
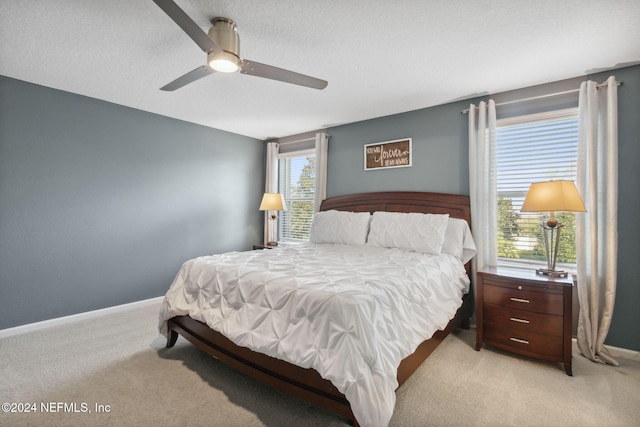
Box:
277, 148, 316, 243
495, 107, 579, 272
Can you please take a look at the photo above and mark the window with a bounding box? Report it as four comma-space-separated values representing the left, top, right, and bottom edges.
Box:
265, 131, 327, 245
278, 150, 316, 241
495, 108, 579, 268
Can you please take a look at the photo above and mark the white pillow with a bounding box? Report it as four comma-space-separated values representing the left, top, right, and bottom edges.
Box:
442, 218, 477, 264
309, 210, 371, 245
366, 211, 449, 255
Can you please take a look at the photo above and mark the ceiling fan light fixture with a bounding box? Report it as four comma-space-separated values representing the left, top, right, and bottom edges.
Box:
207, 18, 241, 73
208, 51, 241, 73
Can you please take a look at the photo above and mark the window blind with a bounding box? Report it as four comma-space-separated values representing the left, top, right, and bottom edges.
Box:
278, 153, 316, 241
495, 108, 579, 265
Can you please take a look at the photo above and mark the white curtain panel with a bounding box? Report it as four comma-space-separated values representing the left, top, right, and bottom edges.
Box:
314, 132, 329, 212
264, 142, 279, 245
576, 76, 619, 366
468, 100, 498, 281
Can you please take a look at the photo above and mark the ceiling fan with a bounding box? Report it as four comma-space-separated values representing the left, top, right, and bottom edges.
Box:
152, 0, 328, 91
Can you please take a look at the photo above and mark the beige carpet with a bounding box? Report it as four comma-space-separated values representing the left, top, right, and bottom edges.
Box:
1, 300, 639, 427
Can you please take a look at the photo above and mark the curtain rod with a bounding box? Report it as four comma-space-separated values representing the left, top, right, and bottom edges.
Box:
460, 80, 622, 114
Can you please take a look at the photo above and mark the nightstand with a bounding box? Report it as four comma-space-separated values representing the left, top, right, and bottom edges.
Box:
475, 267, 574, 376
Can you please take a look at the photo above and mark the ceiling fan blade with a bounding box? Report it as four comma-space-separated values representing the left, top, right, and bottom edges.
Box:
160, 65, 215, 91
152, 0, 222, 54
241, 60, 328, 90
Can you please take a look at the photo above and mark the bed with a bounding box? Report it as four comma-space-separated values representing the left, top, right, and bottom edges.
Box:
159, 191, 475, 427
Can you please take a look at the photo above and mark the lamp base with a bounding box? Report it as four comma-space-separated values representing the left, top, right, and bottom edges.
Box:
536, 268, 568, 278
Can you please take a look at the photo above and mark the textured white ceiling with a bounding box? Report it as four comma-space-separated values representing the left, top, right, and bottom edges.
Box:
1, 0, 639, 140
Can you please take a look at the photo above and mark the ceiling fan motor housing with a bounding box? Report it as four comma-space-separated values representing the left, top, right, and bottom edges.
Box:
207, 18, 241, 71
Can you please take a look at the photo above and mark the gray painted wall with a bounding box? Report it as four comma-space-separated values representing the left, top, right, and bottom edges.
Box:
327, 101, 470, 196
326, 65, 640, 351
0, 76, 265, 329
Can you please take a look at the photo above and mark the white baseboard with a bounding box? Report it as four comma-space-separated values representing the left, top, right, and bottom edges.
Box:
0, 296, 164, 339
571, 338, 638, 361
606, 343, 640, 361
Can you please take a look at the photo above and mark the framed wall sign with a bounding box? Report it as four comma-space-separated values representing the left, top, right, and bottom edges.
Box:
364, 138, 412, 170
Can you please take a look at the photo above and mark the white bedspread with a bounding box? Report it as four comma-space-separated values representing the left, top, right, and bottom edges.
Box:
159, 243, 470, 427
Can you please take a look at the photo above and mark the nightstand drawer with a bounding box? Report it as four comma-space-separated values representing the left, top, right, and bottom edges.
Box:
484, 283, 563, 315
484, 304, 563, 337
484, 326, 563, 360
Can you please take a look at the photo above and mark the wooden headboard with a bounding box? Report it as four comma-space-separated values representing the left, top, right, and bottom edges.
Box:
320, 191, 471, 225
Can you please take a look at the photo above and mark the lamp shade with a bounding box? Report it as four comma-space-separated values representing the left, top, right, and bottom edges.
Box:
259, 193, 287, 211
520, 180, 586, 213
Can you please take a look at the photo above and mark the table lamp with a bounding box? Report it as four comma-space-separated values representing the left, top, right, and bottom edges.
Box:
259, 193, 287, 246
520, 180, 586, 277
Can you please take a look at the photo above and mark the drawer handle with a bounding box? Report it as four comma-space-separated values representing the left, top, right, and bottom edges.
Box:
510, 337, 530, 345
510, 317, 530, 324
510, 297, 530, 303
